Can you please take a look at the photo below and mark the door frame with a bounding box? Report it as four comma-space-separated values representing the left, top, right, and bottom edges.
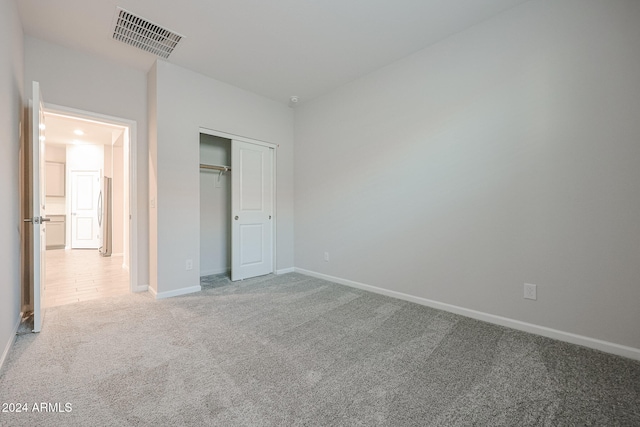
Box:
45, 103, 141, 293
199, 127, 278, 277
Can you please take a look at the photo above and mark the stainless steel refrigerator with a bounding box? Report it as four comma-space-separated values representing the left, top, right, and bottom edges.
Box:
98, 176, 112, 257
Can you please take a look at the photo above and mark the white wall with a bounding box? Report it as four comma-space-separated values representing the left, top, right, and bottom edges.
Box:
200, 134, 231, 276
147, 63, 158, 294
24, 37, 149, 287
112, 137, 125, 255
0, 0, 23, 369
103, 140, 125, 255
66, 144, 104, 172
103, 141, 112, 175
149, 60, 294, 295
45, 144, 65, 162
123, 129, 130, 268
294, 0, 640, 351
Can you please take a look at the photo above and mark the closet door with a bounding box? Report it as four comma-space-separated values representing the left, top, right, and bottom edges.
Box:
231, 140, 274, 281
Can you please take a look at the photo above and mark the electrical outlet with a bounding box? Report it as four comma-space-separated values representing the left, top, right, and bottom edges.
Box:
186, 259, 193, 270
324, 252, 329, 262
524, 283, 537, 300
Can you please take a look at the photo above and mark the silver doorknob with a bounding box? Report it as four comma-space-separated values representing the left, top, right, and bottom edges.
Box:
23, 216, 50, 224
269, 215, 271, 219
235, 216, 239, 220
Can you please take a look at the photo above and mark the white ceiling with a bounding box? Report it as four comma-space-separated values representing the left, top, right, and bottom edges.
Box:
18, 0, 529, 104
45, 113, 126, 147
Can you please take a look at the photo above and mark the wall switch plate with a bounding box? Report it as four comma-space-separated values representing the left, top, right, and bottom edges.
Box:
524, 283, 537, 300
324, 252, 329, 262
186, 259, 193, 270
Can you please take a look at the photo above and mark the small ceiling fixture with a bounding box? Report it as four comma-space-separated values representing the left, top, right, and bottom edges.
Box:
112, 7, 183, 59
74, 129, 84, 136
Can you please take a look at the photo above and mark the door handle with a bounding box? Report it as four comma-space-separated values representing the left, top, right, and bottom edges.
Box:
97, 191, 103, 227
23, 216, 50, 224
235, 216, 239, 220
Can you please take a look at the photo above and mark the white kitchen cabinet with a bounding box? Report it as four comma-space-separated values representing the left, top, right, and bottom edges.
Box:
46, 162, 65, 197
46, 215, 66, 249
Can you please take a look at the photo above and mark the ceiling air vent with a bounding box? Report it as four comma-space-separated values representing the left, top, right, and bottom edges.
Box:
112, 7, 183, 59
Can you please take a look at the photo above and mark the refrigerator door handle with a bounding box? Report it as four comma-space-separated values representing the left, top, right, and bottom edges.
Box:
97, 190, 103, 227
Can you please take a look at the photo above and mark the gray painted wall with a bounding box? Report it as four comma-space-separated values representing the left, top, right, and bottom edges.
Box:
24, 37, 149, 289
149, 60, 294, 295
294, 0, 640, 349
0, 0, 24, 368
147, 62, 158, 294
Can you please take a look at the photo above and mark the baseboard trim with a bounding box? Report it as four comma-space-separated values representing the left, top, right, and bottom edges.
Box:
200, 267, 230, 276
132, 284, 148, 293
276, 267, 295, 275
152, 285, 201, 300
295, 268, 640, 361
0, 312, 23, 372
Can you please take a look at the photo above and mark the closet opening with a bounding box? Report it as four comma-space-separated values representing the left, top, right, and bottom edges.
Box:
199, 133, 232, 289
199, 127, 277, 284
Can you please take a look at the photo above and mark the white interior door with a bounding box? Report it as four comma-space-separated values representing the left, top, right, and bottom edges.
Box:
71, 171, 101, 249
29, 81, 47, 332
231, 140, 274, 281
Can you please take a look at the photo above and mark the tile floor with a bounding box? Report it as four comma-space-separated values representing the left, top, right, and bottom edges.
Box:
45, 248, 130, 308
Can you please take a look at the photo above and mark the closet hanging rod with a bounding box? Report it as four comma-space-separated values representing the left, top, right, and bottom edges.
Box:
200, 163, 231, 172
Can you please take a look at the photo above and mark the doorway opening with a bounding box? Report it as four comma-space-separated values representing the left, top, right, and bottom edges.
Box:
42, 105, 138, 307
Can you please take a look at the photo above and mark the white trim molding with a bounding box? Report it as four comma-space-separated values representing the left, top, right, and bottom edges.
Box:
133, 284, 149, 293
295, 268, 640, 361
276, 267, 295, 275
0, 312, 23, 372
151, 285, 201, 300
199, 127, 277, 149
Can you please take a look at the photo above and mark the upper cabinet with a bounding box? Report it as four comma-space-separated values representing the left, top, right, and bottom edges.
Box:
45, 161, 65, 197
